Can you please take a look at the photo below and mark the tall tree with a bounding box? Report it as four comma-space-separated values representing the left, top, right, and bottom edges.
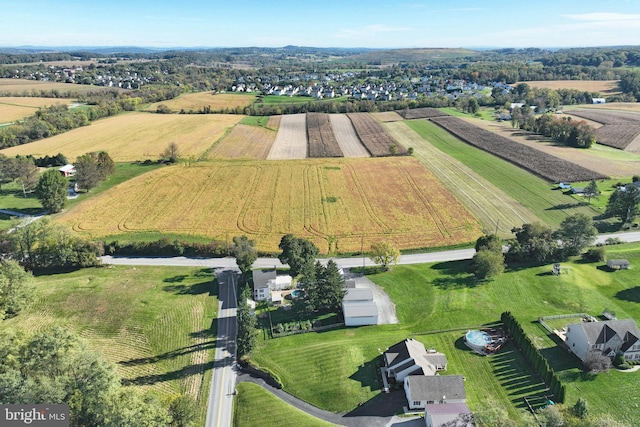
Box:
74, 152, 100, 191
298, 261, 345, 312
369, 241, 400, 271
36, 168, 67, 213
584, 179, 600, 203
506, 222, 560, 263
278, 234, 319, 277
0, 260, 35, 320
472, 249, 505, 280
236, 300, 257, 356
232, 235, 257, 274
161, 142, 180, 163
555, 213, 597, 256
606, 186, 640, 224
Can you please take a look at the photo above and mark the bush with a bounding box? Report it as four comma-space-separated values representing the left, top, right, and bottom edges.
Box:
583, 247, 606, 262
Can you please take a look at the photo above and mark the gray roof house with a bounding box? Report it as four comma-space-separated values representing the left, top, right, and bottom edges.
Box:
607, 259, 630, 270
383, 339, 447, 381
424, 403, 475, 427
404, 375, 466, 410
565, 319, 640, 363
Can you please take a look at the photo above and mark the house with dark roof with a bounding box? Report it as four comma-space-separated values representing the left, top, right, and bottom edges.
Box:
383, 339, 447, 381
404, 375, 466, 410
565, 319, 640, 362
424, 403, 475, 427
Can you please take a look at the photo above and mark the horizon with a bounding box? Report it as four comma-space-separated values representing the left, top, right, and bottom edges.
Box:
2, 0, 640, 50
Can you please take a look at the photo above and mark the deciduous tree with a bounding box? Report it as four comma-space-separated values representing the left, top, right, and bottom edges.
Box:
278, 234, 319, 277
369, 241, 400, 271
606, 186, 640, 224
472, 249, 505, 280
161, 142, 180, 163
232, 235, 257, 274
0, 260, 35, 320
555, 213, 597, 256
36, 168, 67, 213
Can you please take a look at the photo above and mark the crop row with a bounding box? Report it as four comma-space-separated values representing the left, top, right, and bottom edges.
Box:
347, 113, 407, 156
397, 107, 448, 120
429, 116, 608, 182
306, 113, 343, 158
569, 109, 640, 150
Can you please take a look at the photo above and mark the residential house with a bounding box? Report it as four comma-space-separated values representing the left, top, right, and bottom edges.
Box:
58, 164, 76, 177
342, 288, 378, 326
404, 375, 466, 410
383, 339, 447, 381
252, 269, 292, 302
607, 259, 630, 270
565, 319, 640, 362
424, 403, 475, 427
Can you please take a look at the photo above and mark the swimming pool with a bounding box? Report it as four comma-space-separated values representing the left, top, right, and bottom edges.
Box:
465, 330, 492, 353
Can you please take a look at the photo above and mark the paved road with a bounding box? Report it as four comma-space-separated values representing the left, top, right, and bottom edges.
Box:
204, 269, 238, 427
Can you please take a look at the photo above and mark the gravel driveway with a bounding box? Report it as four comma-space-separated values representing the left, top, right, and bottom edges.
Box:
345, 269, 399, 325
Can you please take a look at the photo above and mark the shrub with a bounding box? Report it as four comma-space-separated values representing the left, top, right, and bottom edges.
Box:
583, 247, 606, 262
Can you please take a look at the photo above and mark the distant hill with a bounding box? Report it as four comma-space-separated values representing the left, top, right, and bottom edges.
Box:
347, 48, 480, 64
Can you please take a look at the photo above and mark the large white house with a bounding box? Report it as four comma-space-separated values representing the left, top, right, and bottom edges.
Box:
252, 269, 292, 302
383, 339, 447, 382
565, 319, 640, 362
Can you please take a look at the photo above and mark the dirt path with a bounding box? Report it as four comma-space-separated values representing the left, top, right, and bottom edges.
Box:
267, 113, 308, 159
330, 114, 370, 157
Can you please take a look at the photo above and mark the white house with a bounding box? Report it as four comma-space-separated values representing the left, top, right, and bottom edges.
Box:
342, 288, 377, 326
565, 319, 640, 362
383, 339, 448, 382
252, 269, 292, 302
58, 164, 76, 177
404, 375, 466, 410
424, 403, 474, 427
592, 98, 606, 104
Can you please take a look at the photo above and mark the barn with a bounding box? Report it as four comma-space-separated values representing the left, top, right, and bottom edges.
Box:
342, 288, 378, 326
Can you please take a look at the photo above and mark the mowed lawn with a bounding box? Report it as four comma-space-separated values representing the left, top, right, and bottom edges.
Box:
56, 157, 482, 254
2, 265, 218, 423
403, 119, 600, 230
145, 92, 256, 113
250, 243, 640, 424
0, 111, 242, 162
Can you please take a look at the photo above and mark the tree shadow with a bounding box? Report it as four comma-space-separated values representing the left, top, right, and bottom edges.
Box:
118, 340, 217, 367
163, 275, 188, 283
615, 287, 640, 303
122, 359, 219, 386
545, 202, 587, 211
432, 275, 477, 289
162, 280, 212, 295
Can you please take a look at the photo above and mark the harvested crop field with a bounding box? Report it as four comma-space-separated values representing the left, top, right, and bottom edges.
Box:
0, 78, 105, 95
398, 107, 448, 120
329, 114, 370, 158
429, 115, 607, 182
57, 158, 482, 253
0, 97, 75, 122
348, 113, 406, 156
370, 111, 404, 122
207, 124, 276, 159
0, 112, 242, 162
145, 92, 256, 113
307, 113, 343, 157
465, 119, 640, 178
267, 113, 308, 159
568, 109, 640, 151
385, 121, 539, 236
517, 80, 620, 95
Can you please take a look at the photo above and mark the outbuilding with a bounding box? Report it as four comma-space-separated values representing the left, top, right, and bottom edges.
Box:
607, 259, 630, 270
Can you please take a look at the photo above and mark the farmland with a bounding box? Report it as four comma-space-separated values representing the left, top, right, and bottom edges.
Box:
398, 107, 448, 120
307, 112, 343, 158
329, 114, 370, 157
462, 117, 640, 178
266, 113, 308, 159
347, 112, 407, 156
385, 121, 539, 236
56, 157, 482, 254
429, 115, 608, 182
206, 124, 276, 159
0, 78, 107, 95
0, 111, 242, 161
2, 265, 218, 424
567, 109, 640, 151
0, 96, 76, 122
517, 80, 621, 95
145, 92, 256, 113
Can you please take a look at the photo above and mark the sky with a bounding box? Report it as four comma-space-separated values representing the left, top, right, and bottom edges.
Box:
2, 0, 640, 49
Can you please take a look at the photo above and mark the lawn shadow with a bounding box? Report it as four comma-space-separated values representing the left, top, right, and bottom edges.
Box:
615, 286, 640, 303
348, 355, 383, 391
163, 275, 188, 283
343, 389, 408, 418
430, 260, 476, 289
119, 340, 217, 367
162, 280, 212, 295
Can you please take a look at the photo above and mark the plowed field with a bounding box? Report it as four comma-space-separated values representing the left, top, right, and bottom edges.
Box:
267, 113, 308, 159
207, 124, 276, 159
329, 115, 370, 158
57, 158, 482, 253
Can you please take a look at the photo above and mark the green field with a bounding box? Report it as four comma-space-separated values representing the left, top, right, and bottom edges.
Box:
249, 242, 640, 424
234, 383, 339, 427
2, 265, 218, 424
403, 119, 602, 230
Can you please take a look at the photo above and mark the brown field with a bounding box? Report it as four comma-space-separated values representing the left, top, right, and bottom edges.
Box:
577, 102, 640, 112
307, 113, 343, 157
0, 78, 106, 95
398, 107, 448, 120
0, 112, 242, 162
329, 114, 370, 158
57, 158, 482, 254
206, 124, 276, 159
145, 92, 256, 113
0, 97, 75, 122
517, 80, 620, 95
567, 109, 640, 151
347, 113, 407, 156
267, 115, 281, 130
267, 113, 308, 159
370, 111, 404, 122
463, 118, 640, 178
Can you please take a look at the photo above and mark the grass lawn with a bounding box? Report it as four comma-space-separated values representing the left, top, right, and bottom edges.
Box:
249, 242, 640, 424
3, 265, 218, 425
0, 181, 44, 214
233, 382, 339, 427
240, 115, 272, 128
404, 119, 600, 230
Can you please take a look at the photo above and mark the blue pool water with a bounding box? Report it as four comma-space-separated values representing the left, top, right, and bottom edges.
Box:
291, 290, 303, 298
466, 330, 492, 347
